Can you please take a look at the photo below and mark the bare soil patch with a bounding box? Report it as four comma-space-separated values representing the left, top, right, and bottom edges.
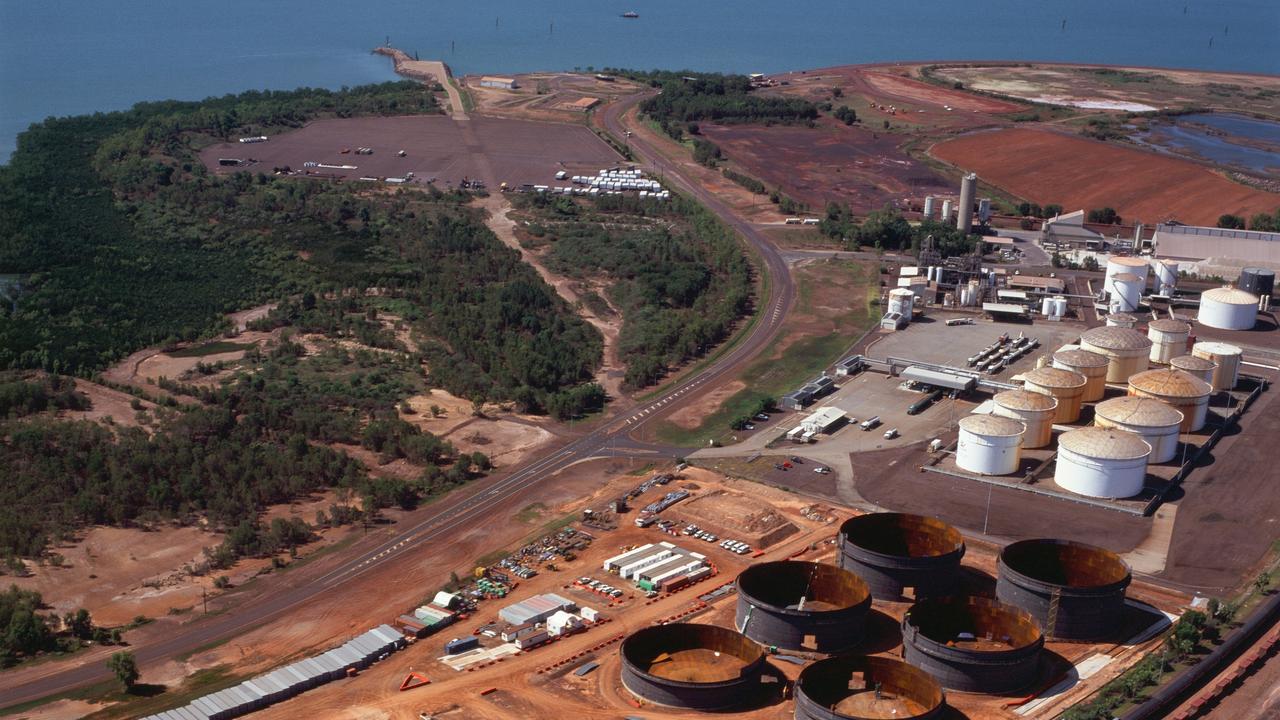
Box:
199, 115, 621, 192
61, 380, 157, 428
932, 127, 1280, 225
464, 72, 644, 123
701, 121, 951, 213
861, 70, 1024, 113
668, 489, 799, 548
664, 380, 745, 429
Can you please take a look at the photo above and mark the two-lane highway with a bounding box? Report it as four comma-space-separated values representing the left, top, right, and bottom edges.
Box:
0, 90, 797, 709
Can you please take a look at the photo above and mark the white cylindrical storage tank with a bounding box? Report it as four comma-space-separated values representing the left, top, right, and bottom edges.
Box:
1191, 341, 1242, 392
1022, 366, 1088, 423
1127, 369, 1212, 432
957, 415, 1025, 476
1105, 313, 1138, 329
1107, 272, 1142, 313
1104, 256, 1151, 288
1053, 348, 1109, 402
1055, 427, 1151, 498
1094, 396, 1184, 464
1154, 259, 1179, 295
1080, 326, 1152, 383
888, 288, 914, 317
1051, 296, 1068, 318
1041, 297, 1055, 316
941, 199, 953, 222
1169, 354, 1216, 384
993, 390, 1058, 449
1147, 319, 1191, 364
922, 196, 936, 220
1197, 286, 1258, 330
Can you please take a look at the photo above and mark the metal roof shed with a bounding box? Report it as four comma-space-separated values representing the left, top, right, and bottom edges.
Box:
902, 366, 976, 392
334, 644, 365, 666
239, 680, 269, 705
189, 697, 223, 719
349, 635, 380, 657
214, 688, 248, 714
282, 664, 311, 687
373, 624, 404, 646
176, 704, 210, 720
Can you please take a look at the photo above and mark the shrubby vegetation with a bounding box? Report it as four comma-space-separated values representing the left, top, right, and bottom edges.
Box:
608, 70, 818, 140
0, 82, 606, 559
819, 203, 979, 257
723, 169, 766, 194
1246, 207, 1280, 232
515, 192, 753, 390
0, 586, 119, 668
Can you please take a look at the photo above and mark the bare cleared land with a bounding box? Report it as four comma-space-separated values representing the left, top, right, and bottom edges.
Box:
931, 127, 1280, 225
199, 115, 621, 189
931, 64, 1280, 118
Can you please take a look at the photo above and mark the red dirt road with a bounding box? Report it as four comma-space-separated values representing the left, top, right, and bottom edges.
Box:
932, 127, 1280, 226
860, 70, 1025, 113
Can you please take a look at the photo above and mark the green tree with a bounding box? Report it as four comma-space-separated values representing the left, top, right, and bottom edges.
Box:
1087, 207, 1121, 224
107, 650, 139, 691
63, 608, 93, 640
1217, 214, 1246, 229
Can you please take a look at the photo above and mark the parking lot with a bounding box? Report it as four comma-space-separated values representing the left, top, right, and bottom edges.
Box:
866, 314, 1087, 375
198, 114, 621, 188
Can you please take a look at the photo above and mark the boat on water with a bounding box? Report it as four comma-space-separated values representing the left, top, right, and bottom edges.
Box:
621, 11, 639, 18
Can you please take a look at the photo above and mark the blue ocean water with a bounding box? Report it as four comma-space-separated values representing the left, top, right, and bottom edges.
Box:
2, 0, 1277, 160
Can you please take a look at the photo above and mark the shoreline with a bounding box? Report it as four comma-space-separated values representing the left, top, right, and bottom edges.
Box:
372, 46, 451, 85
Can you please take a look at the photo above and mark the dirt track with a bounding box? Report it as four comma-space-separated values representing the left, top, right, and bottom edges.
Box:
932, 127, 1280, 225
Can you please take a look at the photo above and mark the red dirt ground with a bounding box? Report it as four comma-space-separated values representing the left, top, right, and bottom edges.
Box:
701, 120, 951, 213
931, 127, 1280, 226
860, 70, 1026, 113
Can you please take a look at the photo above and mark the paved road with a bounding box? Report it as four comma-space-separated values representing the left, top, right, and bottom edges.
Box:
0, 91, 796, 710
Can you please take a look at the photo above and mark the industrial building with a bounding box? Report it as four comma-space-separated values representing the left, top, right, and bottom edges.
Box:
956, 415, 1025, 476
991, 389, 1058, 448
901, 596, 1044, 693
498, 593, 577, 626
838, 513, 965, 601
798, 406, 847, 435
1079, 326, 1152, 382
1151, 222, 1280, 264
478, 76, 518, 89
794, 656, 946, 720
997, 539, 1132, 641
602, 541, 707, 589
1054, 427, 1151, 498
1093, 396, 1184, 464
781, 375, 836, 410
734, 561, 871, 652
1197, 285, 1260, 330
1126, 368, 1212, 432
142, 625, 406, 720
1040, 210, 1104, 250
619, 623, 769, 710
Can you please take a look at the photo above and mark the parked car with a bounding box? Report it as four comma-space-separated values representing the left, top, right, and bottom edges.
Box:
814, 466, 831, 474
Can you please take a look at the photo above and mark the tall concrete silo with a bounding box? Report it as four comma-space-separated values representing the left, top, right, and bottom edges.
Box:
957, 173, 977, 234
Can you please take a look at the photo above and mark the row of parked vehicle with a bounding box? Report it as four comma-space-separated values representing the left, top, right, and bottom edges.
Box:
576, 577, 625, 598
719, 539, 753, 555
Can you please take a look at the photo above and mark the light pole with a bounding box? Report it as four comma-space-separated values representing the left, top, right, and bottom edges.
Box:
982, 483, 994, 535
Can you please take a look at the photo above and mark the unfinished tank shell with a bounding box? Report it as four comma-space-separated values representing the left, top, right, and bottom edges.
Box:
997, 539, 1132, 641
620, 623, 768, 710
838, 513, 965, 601
901, 596, 1044, 693
794, 656, 946, 720
735, 561, 871, 653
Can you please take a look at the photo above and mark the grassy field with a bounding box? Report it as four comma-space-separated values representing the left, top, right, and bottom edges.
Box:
652, 258, 879, 447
